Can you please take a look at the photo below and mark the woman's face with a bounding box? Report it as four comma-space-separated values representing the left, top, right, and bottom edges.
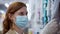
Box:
14, 7, 27, 16
12, 7, 28, 24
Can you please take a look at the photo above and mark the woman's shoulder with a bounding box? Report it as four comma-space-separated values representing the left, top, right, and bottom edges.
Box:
6, 29, 16, 34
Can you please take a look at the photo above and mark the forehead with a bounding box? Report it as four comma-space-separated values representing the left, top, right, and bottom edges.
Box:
14, 7, 27, 15
17, 7, 27, 13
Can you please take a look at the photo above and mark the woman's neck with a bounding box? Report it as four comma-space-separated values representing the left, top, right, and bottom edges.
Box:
12, 23, 23, 34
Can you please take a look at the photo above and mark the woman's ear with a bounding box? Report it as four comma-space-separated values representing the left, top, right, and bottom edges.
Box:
8, 13, 13, 20
8, 13, 16, 23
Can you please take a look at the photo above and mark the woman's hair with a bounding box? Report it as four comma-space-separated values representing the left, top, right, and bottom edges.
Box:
3, 2, 26, 34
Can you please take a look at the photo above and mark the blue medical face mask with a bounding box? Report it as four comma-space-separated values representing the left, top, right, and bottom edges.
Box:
15, 16, 28, 28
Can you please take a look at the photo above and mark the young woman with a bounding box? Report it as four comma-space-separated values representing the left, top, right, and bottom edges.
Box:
3, 2, 28, 34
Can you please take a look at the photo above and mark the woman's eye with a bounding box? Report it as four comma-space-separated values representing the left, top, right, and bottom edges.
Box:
18, 12, 24, 15
18, 12, 27, 15
21, 12, 23, 14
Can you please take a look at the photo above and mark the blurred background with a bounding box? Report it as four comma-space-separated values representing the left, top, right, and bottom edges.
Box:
0, 0, 60, 34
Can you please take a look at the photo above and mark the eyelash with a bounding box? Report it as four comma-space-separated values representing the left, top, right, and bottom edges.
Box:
18, 13, 27, 15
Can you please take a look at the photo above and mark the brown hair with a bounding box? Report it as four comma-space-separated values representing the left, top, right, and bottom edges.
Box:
3, 2, 26, 34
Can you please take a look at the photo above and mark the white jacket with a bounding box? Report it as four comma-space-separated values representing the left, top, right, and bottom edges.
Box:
41, 19, 60, 34
6, 28, 28, 34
